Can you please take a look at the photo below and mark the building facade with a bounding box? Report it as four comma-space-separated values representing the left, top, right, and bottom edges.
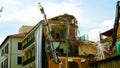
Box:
0, 33, 25, 68
21, 14, 82, 68
22, 26, 36, 68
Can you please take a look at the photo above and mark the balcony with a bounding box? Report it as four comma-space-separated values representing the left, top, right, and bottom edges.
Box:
23, 56, 35, 66
3, 53, 8, 58
23, 38, 34, 49
0, 53, 8, 61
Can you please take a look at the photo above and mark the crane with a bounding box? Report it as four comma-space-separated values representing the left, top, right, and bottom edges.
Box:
110, 1, 120, 50
38, 3, 60, 64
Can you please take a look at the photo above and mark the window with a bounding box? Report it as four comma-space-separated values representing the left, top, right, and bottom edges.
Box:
56, 33, 60, 39
30, 50, 32, 57
59, 48, 64, 54
1, 49, 4, 56
17, 56, 22, 64
4, 58, 8, 68
1, 44, 8, 57
1, 62, 3, 68
60, 29, 66, 40
18, 42, 22, 50
68, 62, 79, 68
70, 28, 76, 40
5, 44, 8, 53
26, 53, 28, 59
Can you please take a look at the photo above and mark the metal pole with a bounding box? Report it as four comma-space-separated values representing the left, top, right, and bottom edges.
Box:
65, 18, 70, 68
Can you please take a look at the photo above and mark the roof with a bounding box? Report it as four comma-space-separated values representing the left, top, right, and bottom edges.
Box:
9, 33, 26, 38
48, 13, 77, 24
50, 14, 75, 20
101, 28, 113, 37
0, 33, 26, 48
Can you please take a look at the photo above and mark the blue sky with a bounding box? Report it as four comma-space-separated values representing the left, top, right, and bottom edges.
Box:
0, 0, 118, 44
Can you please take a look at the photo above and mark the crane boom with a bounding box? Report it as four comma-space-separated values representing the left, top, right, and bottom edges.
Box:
38, 3, 60, 64
110, 1, 120, 50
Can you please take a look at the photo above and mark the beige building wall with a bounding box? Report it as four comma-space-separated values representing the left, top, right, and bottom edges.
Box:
0, 37, 22, 68
22, 33, 35, 68
19, 25, 34, 33
10, 37, 23, 68
0, 38, 10, 68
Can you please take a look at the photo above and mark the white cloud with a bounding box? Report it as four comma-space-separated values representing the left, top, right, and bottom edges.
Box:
0, 38, 3, 44
0, 33, 4, 44
88, 29, 100, 42
103, 19, 114, 28
92, 19, 114, 41
100, 19, 114, 33
1, 0, 115, 43
42, 2, 81, 19
1, 0, 81, 25
0, 0, 82, 44
2, 4, 41, 25
82, 19, 114, 42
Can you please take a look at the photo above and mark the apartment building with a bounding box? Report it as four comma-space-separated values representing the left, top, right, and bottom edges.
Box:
21, 24, 38, 68
21, 14, 82, 68
0, 33, 25, 68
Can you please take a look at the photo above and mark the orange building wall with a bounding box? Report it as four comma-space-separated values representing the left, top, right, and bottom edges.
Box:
49, 57, 82, 68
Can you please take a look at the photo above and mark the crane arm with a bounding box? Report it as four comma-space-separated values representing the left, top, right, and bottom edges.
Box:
110, 1, 120, 50
38, 3, 60, 64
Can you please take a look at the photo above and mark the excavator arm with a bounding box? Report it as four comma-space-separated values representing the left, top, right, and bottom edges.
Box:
38, 3, 60, 64
110, 1, 120, 50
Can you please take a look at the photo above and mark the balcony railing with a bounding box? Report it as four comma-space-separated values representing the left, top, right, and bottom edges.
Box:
23, 56, 35, 66
23, 38, 34, 49
1, 52, 8, 57
3, 53, 8, 58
